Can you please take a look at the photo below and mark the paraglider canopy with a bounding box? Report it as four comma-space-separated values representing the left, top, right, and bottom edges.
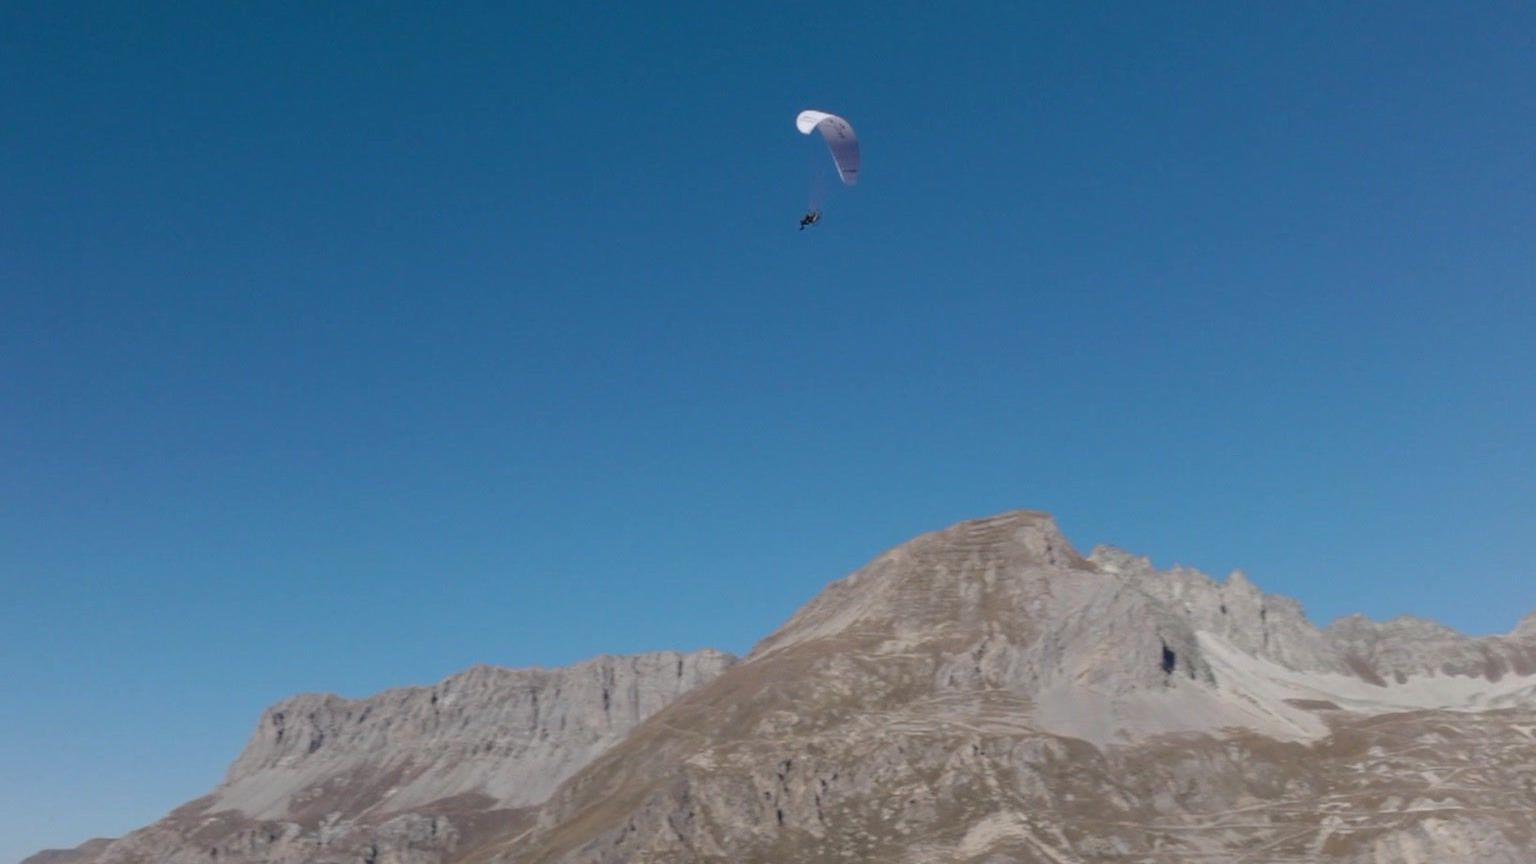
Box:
796, 110, 859, 186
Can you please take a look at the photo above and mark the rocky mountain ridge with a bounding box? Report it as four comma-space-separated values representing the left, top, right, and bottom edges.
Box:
1091, 545, 1536, 683
27, 651, 733, 864
220, 651, 735, 817
28, 510, 1536, 864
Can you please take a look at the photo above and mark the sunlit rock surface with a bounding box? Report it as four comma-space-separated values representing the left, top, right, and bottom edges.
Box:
30, 510, 1536, 864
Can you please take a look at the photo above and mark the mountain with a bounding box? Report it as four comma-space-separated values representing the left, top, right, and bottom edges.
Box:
30, 510, 1536, 864
26, 651, 733, 864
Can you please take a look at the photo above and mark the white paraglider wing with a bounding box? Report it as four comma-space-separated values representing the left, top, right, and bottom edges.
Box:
796, 110, 859, 186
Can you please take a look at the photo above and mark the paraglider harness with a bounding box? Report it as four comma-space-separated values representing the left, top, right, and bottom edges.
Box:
799, 210, 821, 230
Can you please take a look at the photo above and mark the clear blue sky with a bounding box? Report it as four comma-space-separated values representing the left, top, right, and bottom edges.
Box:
3, 1, 1533, 860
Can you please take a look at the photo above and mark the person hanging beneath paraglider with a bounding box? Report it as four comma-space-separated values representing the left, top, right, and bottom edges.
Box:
799, 210, 821, 230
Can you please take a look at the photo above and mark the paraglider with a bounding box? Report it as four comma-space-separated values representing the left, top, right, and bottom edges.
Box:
796, 109, 858, 229
797, 110, 859, 185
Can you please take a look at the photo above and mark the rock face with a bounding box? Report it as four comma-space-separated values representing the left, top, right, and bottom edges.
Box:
20, 840, 112, 864
220, 653, 734, 818
30, 510, 1536, 864
502, 512, 1536, 863
30, 651, 734, 864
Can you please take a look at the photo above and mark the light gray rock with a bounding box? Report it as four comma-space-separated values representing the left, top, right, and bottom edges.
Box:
501, 511, 1536, 863
220, 651, 734, 817
31, 650, 734, 864
1325, 613, 1536, 683
30, 509, 1536, 864
1093, 546, 1349, 675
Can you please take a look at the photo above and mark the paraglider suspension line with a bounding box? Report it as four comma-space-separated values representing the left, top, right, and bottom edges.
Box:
807, 151, 827, 212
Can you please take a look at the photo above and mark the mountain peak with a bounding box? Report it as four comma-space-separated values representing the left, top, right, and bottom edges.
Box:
1087, 545, 1157, 578
1515, 611, 1536, 639
750, 509, 1090, 659
36, 509, 1536, 864
895, 509, 1088, 570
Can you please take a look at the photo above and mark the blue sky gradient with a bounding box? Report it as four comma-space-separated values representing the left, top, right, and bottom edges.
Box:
3, 2, 1534, 860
